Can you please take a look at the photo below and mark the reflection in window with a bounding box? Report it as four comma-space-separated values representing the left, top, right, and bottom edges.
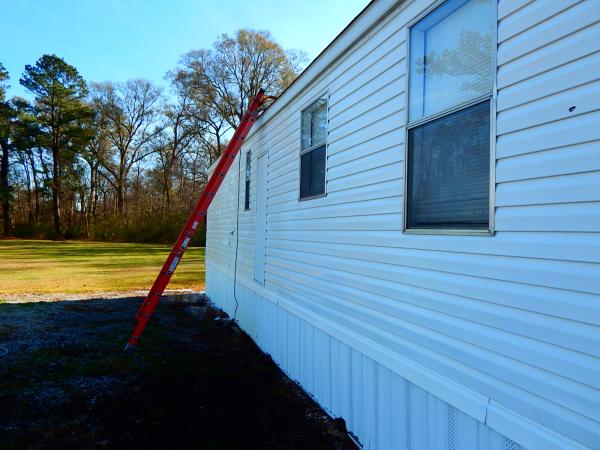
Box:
409, 0, 494, 121
302, 99, 327, 150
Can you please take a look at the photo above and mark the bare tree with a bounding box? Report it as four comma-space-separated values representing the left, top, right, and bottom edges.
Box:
5, 28, 308, 242
80, 112, 110, 236
91, 79, 162, 219
155, 73, 204, 209
176, 29, 307, 159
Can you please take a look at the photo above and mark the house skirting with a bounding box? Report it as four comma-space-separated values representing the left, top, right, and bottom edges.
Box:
205, 262, 529, 449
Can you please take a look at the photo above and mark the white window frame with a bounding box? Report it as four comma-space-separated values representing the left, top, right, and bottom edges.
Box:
403, 0, 498, 236
299, 94, 329, 201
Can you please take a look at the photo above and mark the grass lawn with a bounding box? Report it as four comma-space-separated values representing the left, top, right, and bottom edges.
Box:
0, 239, 204, 299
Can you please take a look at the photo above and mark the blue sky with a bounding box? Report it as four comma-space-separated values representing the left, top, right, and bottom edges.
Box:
1, 0, 370, 99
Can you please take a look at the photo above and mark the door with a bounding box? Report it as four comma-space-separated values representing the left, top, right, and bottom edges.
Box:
254, 153, 267, 284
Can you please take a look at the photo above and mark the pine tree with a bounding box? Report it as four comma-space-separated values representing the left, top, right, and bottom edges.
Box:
20, 54, 93, 239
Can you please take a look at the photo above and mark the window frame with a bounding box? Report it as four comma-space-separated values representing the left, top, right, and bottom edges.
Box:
299, 93, 329, 202
244, 150, 251, 211
403, 0, 498, 236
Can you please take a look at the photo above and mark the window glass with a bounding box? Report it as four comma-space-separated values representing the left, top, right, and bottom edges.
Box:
300, 98, 327, 199
407, 100, 490, 229
245, 151, 251, 179
300, 146, 326, 198
409, 0, 494, 121
244, 180, 250, 210
302, 99, 327, 150
244, 151, 251, 210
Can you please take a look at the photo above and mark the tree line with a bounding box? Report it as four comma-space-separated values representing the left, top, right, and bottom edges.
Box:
0, 29, 305, 243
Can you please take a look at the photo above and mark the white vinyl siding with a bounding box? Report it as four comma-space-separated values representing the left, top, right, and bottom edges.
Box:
207, 0, 600, 448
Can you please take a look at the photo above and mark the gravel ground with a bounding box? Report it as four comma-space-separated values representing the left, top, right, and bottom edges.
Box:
0, 295, 355, 450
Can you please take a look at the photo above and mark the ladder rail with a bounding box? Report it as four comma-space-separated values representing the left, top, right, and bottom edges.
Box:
125, 89, 267, 349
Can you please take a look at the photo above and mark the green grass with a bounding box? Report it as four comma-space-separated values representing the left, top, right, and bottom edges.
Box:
0, 239, 205, 297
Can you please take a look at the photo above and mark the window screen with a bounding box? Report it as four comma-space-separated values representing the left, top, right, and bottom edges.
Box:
300, 146, 326, 199
406, 0, 494, 232
407, 100, 490, 229
300, 98, 327, 199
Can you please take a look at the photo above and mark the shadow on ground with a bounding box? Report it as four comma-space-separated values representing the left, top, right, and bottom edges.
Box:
0, 296, 355, 450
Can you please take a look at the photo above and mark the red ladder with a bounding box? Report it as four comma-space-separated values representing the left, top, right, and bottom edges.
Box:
125, 89, 268, 350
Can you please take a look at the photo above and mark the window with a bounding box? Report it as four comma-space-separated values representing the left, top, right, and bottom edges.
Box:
406, 0, 494, 231
244, 151, 251, 210
300, 98, 327, 199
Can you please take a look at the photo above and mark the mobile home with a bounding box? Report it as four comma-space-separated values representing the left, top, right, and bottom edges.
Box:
205, 0, 600, 448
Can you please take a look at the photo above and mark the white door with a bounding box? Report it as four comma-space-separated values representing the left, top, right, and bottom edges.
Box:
254, 153, 267, 284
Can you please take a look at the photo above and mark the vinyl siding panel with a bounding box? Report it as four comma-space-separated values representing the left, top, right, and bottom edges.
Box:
207, 0, 600, 448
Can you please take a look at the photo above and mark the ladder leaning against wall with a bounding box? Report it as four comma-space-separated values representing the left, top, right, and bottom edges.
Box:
124, 89, 272, 350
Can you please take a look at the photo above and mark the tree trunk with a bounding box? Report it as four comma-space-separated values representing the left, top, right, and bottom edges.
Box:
91, 174, 99, 220
163, 162, 172, 213
17, 153, 33, 222
1, 141, 10, 237
28, 151, 41, 223
85, 165, 97, 238
51, 147, 62, 239
116, 184, 125, 218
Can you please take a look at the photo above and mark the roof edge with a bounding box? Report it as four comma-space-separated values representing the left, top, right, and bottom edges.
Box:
255, 0, 401, 131
208, 0, 401, 172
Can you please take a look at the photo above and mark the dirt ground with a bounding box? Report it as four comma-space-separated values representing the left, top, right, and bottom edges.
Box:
0, 295, 355, 450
